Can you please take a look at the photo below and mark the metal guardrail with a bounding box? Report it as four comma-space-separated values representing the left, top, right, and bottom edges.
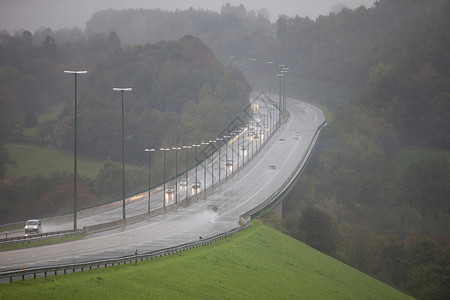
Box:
242, 120, 326, 220
0, 101, 321, 284
0, 221, 26, 233
0, 223, 249, 283
0, 229, 84, 246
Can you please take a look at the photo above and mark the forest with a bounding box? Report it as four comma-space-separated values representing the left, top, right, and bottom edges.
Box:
1, 0, 449, 298
0, 29, 250, 220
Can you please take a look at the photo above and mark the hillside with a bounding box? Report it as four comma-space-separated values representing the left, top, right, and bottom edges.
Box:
0, 221, 412, 299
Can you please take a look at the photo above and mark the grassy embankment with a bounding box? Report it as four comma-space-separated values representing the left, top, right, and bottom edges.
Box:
0, 221, 413, 300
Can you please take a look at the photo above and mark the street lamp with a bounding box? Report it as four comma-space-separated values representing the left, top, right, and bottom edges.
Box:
267, 61, 274, 101
209, 140, 217, 187
64, 70, 87, 231
224, 135, 230, 178
229, 56, 236, 66
113, 87, 132, 220
160, 148, 170, 208
144, 148, 155, 213
201, 142, 209, 195
235, 130, 240, 171
277, 74, 284, 125
281, 67, 289, 122
183, 145, 191, 201
172, 147, 181, 204
216, 138, 223, 182
250, 58, 257, 98
192, 144, 200, 190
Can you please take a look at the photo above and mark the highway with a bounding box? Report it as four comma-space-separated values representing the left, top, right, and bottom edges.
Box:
0, 98, 324, 272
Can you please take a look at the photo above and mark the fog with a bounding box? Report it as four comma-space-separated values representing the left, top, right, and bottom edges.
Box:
0, 0, 376, 32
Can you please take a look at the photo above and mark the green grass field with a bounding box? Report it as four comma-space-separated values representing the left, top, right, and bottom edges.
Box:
0, 221, 413, 299
5, 143, 108, 178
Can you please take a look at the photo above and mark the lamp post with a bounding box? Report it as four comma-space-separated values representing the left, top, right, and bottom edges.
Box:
224, 136, 230, 178
209, 140, 216, 187
183, 145, 191, 201
247, 126, 251, 160
236, 130, 240, 170
241, 127, 245, 166
251, 127, 254, 157
113, 87, 132, 220
277, 74, 284, 125
216, 138, 223, 182
144, 148, 155, 213
160, 148, 170, 208
250, 58, 257, 98
229, 56, 236, 67
172, 147, 181, 204
281, 67, 289, 122
267, 61, 274, 102
201, 142, 209, 195
64, 70, 87, 231
192, 144, 200, 188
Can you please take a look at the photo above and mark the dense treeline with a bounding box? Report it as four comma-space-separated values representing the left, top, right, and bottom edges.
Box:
271, 1, 450, 298
59, 35, 249, 163
274, 0, 450, 148
1, 1, 449, 298
85, 4, 272, 61
0, 16, 250, 222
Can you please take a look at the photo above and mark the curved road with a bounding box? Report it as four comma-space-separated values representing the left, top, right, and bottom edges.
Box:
0, 98, 324, 272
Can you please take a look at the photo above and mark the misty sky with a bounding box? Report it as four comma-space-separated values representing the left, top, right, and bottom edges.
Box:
0, 0, 376, 32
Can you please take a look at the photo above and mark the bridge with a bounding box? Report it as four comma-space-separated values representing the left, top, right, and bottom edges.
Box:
0, 96, 324, 276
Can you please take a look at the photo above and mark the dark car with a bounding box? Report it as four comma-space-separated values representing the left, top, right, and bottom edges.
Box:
206, 205, 218, 212
191, 181, 201, 190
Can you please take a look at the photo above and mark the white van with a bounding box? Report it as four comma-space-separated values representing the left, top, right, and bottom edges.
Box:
25, 219, 42, 236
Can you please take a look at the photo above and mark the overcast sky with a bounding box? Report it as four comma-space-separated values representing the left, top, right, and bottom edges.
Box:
0, 0, 376, 33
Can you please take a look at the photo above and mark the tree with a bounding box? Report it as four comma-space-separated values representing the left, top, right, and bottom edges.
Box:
107, 31, 121, 51
95, 161, 122, 200
0, 142, 16, 178
276, 16, 288, 40
396, 156, 450, 217
299, 205, 339, 255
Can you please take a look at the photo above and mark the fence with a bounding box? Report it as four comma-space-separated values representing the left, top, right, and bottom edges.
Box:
0, 223, 249, 283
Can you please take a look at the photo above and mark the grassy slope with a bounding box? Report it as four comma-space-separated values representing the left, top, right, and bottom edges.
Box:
5, 143, 142, 179
0, 221, 413, 300
5, 143, 106, 178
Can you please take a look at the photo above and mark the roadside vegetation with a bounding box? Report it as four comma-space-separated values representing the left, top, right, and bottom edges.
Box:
0, 221, 412, 300
0, 0, 449, 298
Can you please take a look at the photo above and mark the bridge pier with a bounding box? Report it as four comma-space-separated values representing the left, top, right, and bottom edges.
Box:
272, 200, 283, 219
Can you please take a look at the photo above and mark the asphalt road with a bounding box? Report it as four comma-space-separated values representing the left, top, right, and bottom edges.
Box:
0, 98, 324, 272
